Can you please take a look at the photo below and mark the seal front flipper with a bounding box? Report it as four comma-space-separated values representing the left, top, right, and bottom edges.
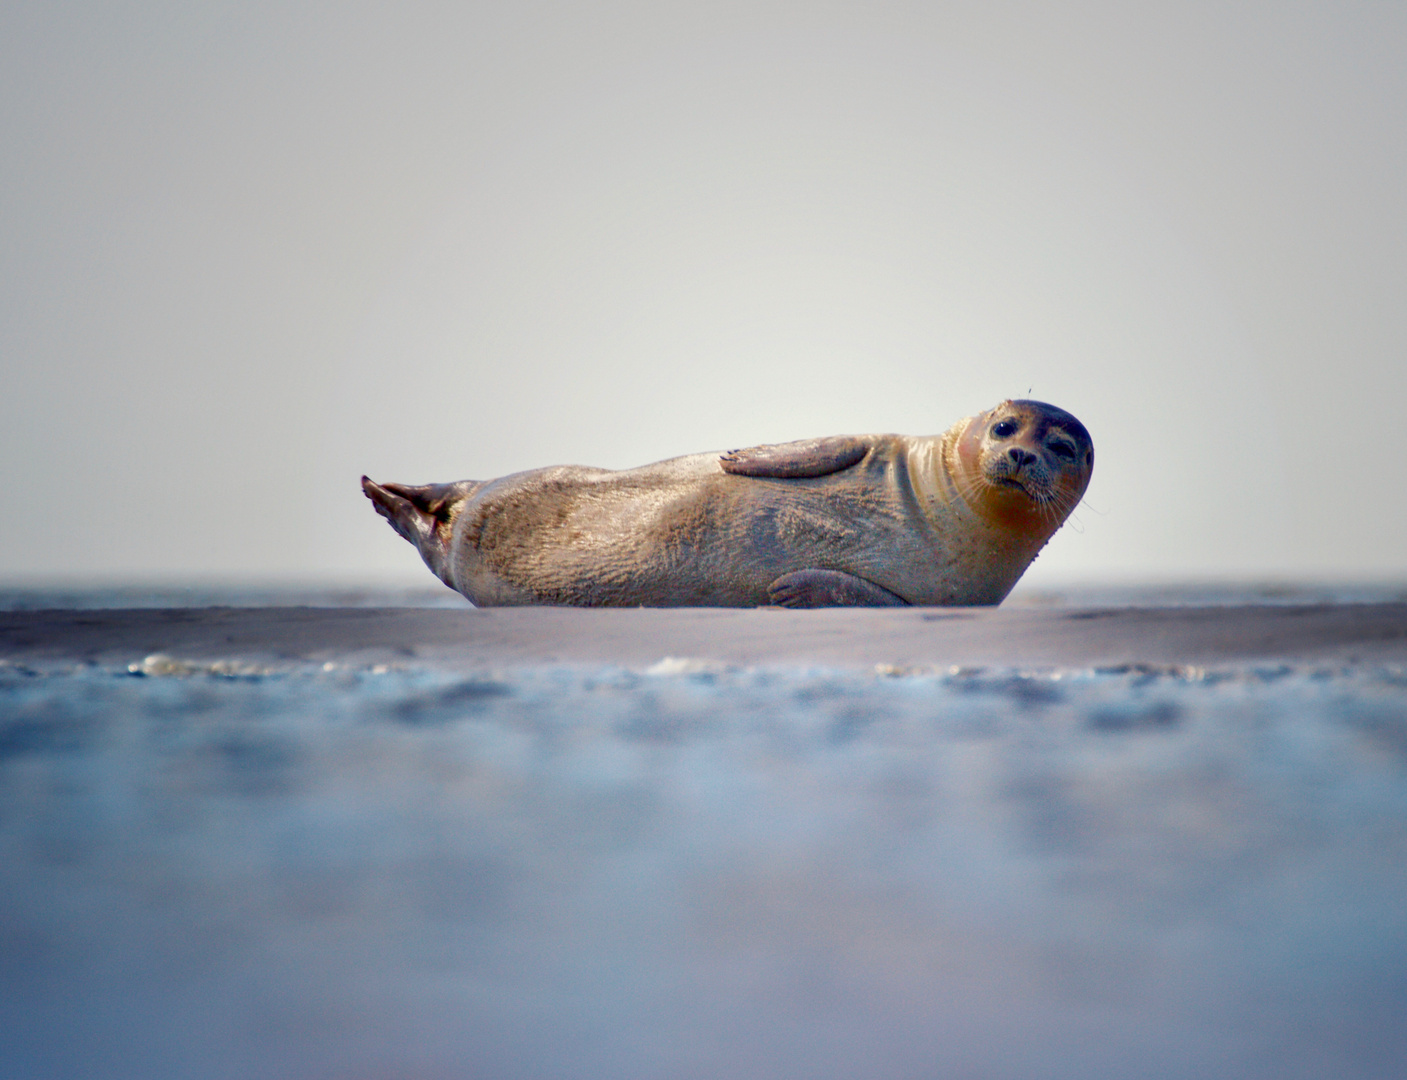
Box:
719, 436, 870, 478
767, 569, 909, 608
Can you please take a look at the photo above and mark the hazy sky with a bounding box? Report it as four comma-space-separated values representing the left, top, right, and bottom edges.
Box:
4, 2, 1405, 585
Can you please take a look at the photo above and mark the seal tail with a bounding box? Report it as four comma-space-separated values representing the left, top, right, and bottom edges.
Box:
361, 476, 465, 584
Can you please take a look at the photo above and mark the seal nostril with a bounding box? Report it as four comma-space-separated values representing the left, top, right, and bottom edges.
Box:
1008, 448, 1035, 467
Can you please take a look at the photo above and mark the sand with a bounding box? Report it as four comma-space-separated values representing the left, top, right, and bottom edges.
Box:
5, 601, 1407, 670
3, 601, 1407, 1079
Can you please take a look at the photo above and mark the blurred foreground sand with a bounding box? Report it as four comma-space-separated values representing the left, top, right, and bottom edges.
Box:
3, 604, 1406, 1080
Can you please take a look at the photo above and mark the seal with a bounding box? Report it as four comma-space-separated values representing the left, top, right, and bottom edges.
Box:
362, 399, 1093, 607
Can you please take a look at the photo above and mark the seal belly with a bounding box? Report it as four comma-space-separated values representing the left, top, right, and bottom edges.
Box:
449, 452, 921, 607
448, 455, 733, 605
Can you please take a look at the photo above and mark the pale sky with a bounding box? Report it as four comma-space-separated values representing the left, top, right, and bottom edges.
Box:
3, 2, 1405, 586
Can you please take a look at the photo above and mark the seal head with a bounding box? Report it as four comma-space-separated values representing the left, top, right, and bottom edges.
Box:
946, 399, 1093, 543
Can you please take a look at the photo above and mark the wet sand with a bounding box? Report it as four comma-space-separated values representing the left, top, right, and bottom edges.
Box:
5, 601, 1407, 670
4, 603, 1407, 1079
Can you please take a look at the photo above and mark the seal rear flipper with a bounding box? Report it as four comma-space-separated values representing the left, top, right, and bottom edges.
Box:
720, 436, 870, 479
767, 569, 909, 608
362, 476, 467, 583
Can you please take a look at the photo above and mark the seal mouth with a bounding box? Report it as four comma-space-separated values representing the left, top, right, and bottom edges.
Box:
993, 477, 1032, 496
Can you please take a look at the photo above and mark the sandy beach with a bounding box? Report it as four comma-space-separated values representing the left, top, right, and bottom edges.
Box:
4, 599, 1407, 1079
6, 600, 1407, 670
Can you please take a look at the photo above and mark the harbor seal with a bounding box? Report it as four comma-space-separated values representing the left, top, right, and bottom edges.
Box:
362, 399, 1093, 608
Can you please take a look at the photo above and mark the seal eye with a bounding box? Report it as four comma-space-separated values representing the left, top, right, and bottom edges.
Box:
991, 419, 1019, 438
1048, 439, 1076, 461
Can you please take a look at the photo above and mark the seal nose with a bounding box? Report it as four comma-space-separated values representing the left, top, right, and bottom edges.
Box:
1007, 447, 1037, 469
